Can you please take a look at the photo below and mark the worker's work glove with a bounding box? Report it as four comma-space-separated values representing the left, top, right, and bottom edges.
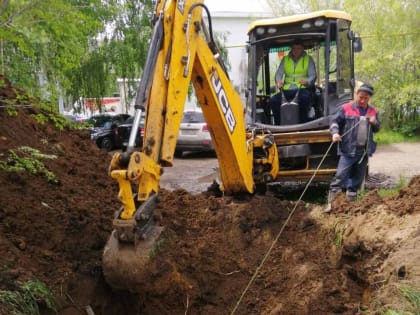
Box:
332, 133, 341, 143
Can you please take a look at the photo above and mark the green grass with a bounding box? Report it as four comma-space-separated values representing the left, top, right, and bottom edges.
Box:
400, 287, 420, 313
332, 220, 347, 248
0, 280, 56, 315
384, 287, 420, 315
377, 178, 407, 197
356, 178, 406, 201
356, 189, 368, 202
150, 237, 167, 257
375, 129, 420, 145
0, 146, 58, 184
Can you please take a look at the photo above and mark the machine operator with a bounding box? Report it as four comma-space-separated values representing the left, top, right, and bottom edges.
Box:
270, 39, 317, 124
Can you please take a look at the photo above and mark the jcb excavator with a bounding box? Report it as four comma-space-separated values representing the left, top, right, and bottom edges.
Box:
103, 0, 362, 291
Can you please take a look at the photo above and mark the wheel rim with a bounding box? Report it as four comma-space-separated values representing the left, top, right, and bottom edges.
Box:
101, 138, 113, 151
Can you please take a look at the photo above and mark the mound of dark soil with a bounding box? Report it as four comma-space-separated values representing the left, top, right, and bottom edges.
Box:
0, 87, 119, 313
331, 176, 420, 216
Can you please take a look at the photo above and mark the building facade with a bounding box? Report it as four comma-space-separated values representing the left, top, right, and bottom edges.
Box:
205, 0, 274, 99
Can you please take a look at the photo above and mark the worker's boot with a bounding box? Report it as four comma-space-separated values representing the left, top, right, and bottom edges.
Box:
324, 190, 336, 213
346, 190, 357, 202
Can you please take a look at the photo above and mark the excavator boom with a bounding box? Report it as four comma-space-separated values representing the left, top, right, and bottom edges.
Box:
103, 0, 278, 291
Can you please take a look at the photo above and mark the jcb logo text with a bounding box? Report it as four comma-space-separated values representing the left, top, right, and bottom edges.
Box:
211, 74, 236, 133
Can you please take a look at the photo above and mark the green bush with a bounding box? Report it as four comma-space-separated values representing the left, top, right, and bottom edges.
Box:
375, 129, 420, 145
397, 121, 420, 138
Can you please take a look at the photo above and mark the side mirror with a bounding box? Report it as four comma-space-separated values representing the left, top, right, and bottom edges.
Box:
348, 30, 363, 52
353, 37, 363, 53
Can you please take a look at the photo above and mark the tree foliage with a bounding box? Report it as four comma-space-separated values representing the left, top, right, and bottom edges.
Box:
0, 0, 154, 111
214, 31, 231, 73
1, 0, 418, 134
347, 0, 419, 135
0, 1, 111, 97
268, 0, 419, 135
107, 0, 154, 80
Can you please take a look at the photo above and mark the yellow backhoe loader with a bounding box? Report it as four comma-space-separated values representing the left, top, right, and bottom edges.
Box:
103, 0, 363, 291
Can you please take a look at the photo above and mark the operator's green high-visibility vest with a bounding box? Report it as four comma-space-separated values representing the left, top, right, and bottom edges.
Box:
283, 53, 309, 90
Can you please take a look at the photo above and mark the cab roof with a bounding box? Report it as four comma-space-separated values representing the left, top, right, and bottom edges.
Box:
248, 10, 352, 34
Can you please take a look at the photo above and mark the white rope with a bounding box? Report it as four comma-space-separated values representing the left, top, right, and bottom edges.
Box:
231, 119, 365, 314
230, 140, 334, 315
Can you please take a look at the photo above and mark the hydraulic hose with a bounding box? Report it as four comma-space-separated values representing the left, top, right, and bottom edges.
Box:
127, 2, 166, 152
187, 3, 230, 78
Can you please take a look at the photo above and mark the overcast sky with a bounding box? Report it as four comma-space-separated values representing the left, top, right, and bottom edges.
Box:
205, 0, 272, 14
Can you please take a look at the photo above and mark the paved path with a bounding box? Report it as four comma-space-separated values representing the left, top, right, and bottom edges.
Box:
369, 142, 420, 182
160, 143, 420, 193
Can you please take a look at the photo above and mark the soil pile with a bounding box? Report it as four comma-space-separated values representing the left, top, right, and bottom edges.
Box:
0, 76, 118, 313
0, 76, 419, 315
124, 184, 419, 315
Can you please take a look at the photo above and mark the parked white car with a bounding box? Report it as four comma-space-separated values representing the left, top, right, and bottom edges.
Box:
175, 111, 213, 157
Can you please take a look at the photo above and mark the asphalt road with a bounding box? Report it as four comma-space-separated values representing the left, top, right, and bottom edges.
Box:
369, 142, 420, 182
160, 143, 420, 194
160, 151, 219, 193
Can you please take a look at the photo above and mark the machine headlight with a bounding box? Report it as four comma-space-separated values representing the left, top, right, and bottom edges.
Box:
302, 22, 311, 29
314, 18, 325, 27
267, 27, 277, 34
256, 27, 265, 35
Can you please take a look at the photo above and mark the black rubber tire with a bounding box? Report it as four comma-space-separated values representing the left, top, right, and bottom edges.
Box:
100, 137, 113, 152
255, 183, 267, 195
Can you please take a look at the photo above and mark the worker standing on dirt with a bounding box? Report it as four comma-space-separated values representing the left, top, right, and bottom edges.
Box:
325, 83, 380, 212
270, 39, 317, 124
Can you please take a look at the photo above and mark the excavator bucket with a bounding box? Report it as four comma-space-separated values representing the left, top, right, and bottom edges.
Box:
103, 226, 163, 291
102, 193, 164, 292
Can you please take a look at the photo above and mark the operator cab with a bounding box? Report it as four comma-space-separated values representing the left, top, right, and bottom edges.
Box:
245, 10, 362, 132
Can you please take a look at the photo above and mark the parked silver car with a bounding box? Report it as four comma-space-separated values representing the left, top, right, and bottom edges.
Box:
175, 111, 213, 156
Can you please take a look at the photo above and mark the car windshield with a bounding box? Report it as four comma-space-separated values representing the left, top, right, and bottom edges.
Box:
122, 114, 145, 125
124, 116, 134, 124
182, 112, 204, 123
88, 115, 113, 127
103, 121, 113, 128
